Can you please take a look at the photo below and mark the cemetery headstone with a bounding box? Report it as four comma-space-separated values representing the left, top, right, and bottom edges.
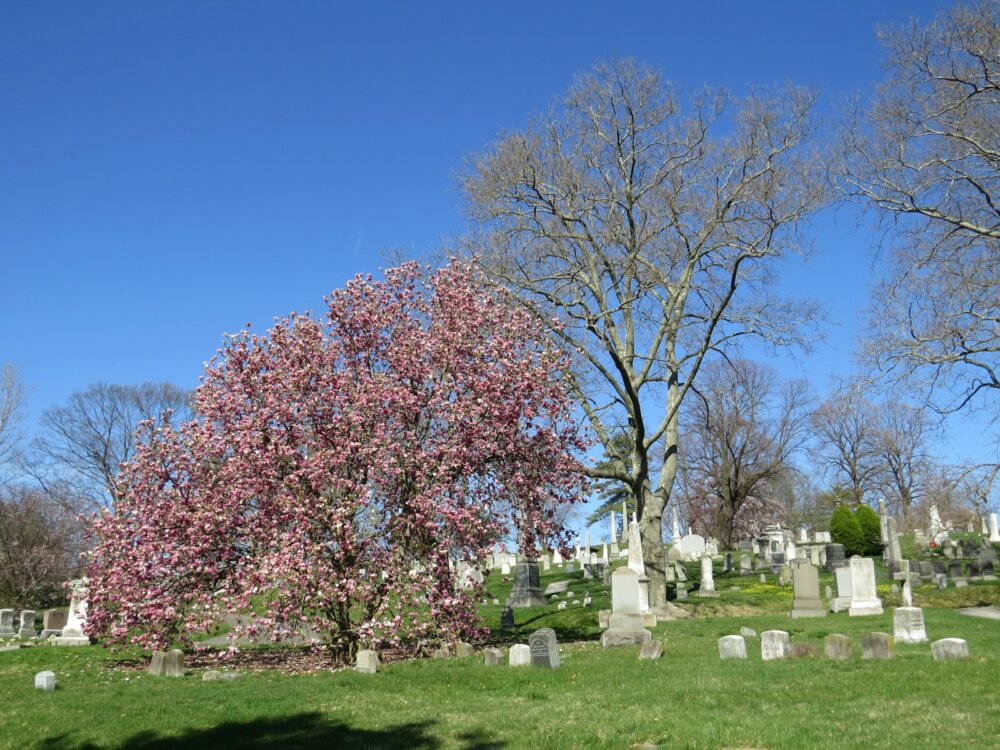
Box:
528, 628, 560, 669
639, 639, 663, 660
931, 638, 969, 661
739, 554, 752, 576
723, 552, 733, 574
149, 651, 167, 676
739, 626, 757, 638
949, 559, 964, 579
432, 645, 452, 659
455, 642, 474, 657
165, 649, 185, 677
52, 578, 90, 647
17, 610, 36, 638
509, 644, 531, 667
484, 648, 502, 666
989, 512, 1000, 543
778, 563, 791, 586
761, 630, 790, 661
824, 634, 852, 660
601, 567, 652, 647
202, 670, 241, 681
824, 544, 847, 572
40, 610, 67, 638
676, 533, 706, 561
861, 632, 893, 659
356, 650, 378, 674
34, 671, 56, 692
509, 557, 547, 608
557, 601, 567, 610
788, 642, 817, 658
500, 605, 515, 630
790, 561, 826, 618
698, 555, 717, 597
718, 635, 747, 660
893, 605, 928, 644
0, 609, 15, 637
848, 557, 883, 616
983, 561, 996, 580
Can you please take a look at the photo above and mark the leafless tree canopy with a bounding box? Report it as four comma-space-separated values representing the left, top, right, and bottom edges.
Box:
809, 390, 882, 506
678, 359, 812, 548
462, 59, 826, 605
0, 484, 83, 609
836, 2, 1000, 416
29, 381, 192, 514
872, 401, 933, 527
0, 364, 27, 476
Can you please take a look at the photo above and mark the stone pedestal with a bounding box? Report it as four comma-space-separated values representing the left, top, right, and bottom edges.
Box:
508, 558, 547, 608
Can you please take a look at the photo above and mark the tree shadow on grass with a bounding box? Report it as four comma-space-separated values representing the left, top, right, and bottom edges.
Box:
38, 713, 506, 750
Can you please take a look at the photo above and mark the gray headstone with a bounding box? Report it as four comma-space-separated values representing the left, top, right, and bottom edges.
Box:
17, 610, 37, 638
509, 559, 547, 608
0, 609, 15, 637
761, 630, 789, 661
500, 605, 515, 630
543, 580, 569, 596
824, 634, 852, 660
165, 649, 185, 677
148, 651, 167, 676
718, 635, 747, 660
739, 626, 757, 638
484, 648, 502, 665
508, 643, 531, 667
34, 671, 56, 692
824, 543, 847, 571
639, 639, 663, 660
355, 649, 378, 674
455, 642, 474, 658
931, 638, 969, 661
202, 670, 241, 681
739, 554, 752, 575
528, 628, 559, 668
432, 645, 452, 659
788, 642, 817, 658
790, 562, 826, 618
861, 632, 893, 659
848, 557, 883, 616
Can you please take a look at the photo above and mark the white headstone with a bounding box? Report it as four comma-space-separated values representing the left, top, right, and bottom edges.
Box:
718, 635, 747, 660
671, 505, 681, 540
989, 513, 1000, 543
893, 607, 928, 644
611, 567, 641, 614
676, 534, 706, 561
34, 671, 56, 691
699, 555, 716, 597
848, 557, 883, 616
356, 650, 378, 674
609, 510, 618, 545
509, 644, 531, 667
52, 578, 90, 647
627, 519, 646, 575
931, 638, 969, 661
761, 630, 790, 661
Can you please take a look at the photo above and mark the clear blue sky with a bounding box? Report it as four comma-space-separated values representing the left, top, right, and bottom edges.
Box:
2, 1, 993, 470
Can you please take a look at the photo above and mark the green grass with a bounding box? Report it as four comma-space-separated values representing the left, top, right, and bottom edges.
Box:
3, 564, 999, 750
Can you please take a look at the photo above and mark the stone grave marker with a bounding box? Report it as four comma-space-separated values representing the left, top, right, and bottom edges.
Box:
34, 671, 56, 692
790, 561, 826, 618
600, 567, 652, 647
739, 554, 752, 576
455, 642, 474, 657
165, 649, 185, 677
861, 632, 893, 659
739, 626, 757, 638
848, 557, 883, 616
356, 650, 378, 674
432, 645, 452, 659
0, 609, 15, 637
761, 630, 790, 661
40, 610, 67, 638
148, 651, 167, 676
484, 648, 502, 666
824, 634, 852, 660
528, 628, 560, 668
509, 644, 531, 667
931, 638, 969, 661
639, 639, 663, 660
500, 605, 515, 630
824, 543, 847, 571
676, 533, 706, 561
52, 579, 90, 647
698, 555, 717, 597
723, 552, 733, 574
788, 642, 817, 658
718, 635, 747, 660
17, 610, 36, 638
509, 557, 547, 608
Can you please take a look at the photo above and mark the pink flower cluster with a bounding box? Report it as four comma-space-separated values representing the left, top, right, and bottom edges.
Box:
85, 260, 586, 659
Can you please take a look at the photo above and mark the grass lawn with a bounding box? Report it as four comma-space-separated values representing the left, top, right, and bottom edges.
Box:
2, 565, 999, 750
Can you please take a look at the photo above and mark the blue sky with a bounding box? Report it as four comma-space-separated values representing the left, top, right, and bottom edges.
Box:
2, 1, 994, 473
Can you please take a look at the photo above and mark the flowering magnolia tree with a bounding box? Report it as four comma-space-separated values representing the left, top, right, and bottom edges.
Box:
86, 261, 586, 659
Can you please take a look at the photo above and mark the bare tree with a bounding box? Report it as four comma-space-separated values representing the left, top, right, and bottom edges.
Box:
0, 484, 82, 609
462, 59, 827, 605
835, 1, 1000, 416
29, 381, 192, 514
678, 359, 812, 549
872, 401, 933, 528
810, 390, 881, 505
0, 364, 28, 476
